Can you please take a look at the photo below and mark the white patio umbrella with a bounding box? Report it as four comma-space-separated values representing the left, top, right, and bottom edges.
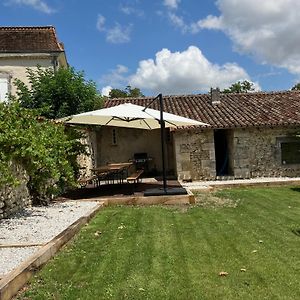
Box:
64, 95, 209, 195
65, 103, 207, 129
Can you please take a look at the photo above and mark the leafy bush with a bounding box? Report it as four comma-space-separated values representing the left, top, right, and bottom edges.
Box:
0, 101, 85, 205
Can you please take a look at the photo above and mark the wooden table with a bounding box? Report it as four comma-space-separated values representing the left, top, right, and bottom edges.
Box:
91, 162, 133, 185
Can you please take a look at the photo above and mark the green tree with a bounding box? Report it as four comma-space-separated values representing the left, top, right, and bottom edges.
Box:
109, 85, 144, 98
291, 83, 300, 90
222, 80, 255, 93
14, 66, 104, 119
109, 88, 128, 98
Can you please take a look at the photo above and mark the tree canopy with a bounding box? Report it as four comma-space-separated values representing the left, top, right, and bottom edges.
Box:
222, 80, 255, 93
109, 85, 144, 98
291, 83, 300, 90
14, 66, 104, 119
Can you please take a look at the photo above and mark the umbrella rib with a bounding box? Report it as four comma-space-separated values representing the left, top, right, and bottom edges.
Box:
164, 120, 178, 127
105, 117, 114, 126
111, 116, 144, 123
142, 119, 152, 130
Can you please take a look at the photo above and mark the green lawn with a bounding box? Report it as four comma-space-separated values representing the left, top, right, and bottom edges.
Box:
18, 187, 300, 300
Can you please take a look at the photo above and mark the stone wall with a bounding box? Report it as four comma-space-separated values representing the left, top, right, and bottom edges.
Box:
174, 126, 300, 181
234, 127, 300, 178
77, 129, 98, 177
173, 129, 216, 180
0, 163, 31, 220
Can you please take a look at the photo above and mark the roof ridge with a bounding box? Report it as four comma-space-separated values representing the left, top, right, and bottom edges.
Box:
106, 90, 300, 101
0, 26, 55, 30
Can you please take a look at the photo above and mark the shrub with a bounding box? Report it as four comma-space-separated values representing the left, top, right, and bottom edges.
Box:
0, 100, 85, 205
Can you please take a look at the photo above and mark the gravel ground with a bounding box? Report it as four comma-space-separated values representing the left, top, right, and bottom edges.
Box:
0, 247, 40, 275
0, 200, 101, 276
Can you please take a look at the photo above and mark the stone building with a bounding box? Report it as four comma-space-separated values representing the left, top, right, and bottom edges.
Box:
90, 90, 300, 181
0, 26, 67, 101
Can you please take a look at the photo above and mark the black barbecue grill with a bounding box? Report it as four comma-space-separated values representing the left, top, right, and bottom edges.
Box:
132, 153, 152, 172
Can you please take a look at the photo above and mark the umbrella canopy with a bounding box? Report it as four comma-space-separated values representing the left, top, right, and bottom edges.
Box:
65, 103, 208, 129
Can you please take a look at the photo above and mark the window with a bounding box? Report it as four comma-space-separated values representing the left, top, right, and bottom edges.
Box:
112, 128, 117, 145
281, 141, 300, 165
0, 76, 9, 102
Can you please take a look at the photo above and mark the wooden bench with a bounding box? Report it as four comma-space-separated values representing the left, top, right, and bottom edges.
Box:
78, 175, 98, 188
126, 169, 144, 184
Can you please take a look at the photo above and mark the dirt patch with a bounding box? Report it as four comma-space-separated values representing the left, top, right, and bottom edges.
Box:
194, 192, 239, 208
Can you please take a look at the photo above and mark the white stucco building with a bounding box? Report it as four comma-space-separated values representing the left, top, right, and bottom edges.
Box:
0, 26, 67, 101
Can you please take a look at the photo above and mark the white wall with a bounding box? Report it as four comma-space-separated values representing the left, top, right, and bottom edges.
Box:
0, 52, 67, 98
0, 56, 55, 96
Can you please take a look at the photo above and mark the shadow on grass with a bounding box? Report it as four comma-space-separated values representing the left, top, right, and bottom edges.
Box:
291, 228, 300, 237
290, 187, 300, 193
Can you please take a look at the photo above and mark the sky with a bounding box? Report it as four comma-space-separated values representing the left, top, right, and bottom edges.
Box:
1, 0, 300, 96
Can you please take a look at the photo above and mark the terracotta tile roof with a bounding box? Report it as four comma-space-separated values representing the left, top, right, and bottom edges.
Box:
0, 26, 64, 53
104, 91, 300, 129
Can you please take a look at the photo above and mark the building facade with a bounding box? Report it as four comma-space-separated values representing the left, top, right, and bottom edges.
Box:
0, 26, 67, 101
94, 90, 300, 181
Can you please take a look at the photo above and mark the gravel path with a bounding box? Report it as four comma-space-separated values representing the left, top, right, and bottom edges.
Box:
0, 200, 101, 276
0, 247, 40, 275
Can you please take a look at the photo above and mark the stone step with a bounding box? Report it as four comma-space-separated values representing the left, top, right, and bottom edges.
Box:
216, 176, 235, 181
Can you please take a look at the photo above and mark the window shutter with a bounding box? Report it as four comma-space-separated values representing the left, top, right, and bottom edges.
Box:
0, 77, 9, 102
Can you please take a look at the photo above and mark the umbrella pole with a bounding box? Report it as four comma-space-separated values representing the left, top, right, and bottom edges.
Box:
158, 94, 167, 192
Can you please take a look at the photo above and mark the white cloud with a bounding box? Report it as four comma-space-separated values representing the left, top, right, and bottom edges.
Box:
6, 0, 54, 13
120, 5, 144, 17
167, 12, 223, 34
106, 23, 132, 44
129, 46, 254, 94
191, 15, 223, 32
198, 0, 300, 74
96, 14, 106, 31
163, 0, 180, 10
100, 64, 129, 88
168, 12, 189, 33
101, 86, 112, 97
96, 15, 132, 44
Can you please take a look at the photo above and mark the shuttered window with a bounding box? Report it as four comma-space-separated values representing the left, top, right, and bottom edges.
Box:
0, 77, 9, 102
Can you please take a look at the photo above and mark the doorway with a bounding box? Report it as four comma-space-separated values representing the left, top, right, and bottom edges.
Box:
214, 129, 234, 176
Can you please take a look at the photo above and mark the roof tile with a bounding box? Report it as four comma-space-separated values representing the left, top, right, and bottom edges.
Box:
104, 91, 300, 129
0, 26, 64, 53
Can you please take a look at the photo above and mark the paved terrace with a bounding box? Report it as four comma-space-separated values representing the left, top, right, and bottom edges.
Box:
180, 177, 300, 190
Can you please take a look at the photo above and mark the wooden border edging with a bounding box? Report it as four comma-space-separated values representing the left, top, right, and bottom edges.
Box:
99, 189, 195, 206
0, 202, 103, 300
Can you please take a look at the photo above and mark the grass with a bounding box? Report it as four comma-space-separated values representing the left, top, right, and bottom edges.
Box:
18, 186, 300, 299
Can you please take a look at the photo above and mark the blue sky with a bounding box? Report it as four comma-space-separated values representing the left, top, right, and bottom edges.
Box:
1, 0, 299, 96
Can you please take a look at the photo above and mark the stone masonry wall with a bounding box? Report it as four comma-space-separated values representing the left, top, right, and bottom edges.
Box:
174, 129, 216, 180
0, 163, 31, 220
174, 127, 300, 181
234, 127, 300, 178
77, 129, 97, 178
